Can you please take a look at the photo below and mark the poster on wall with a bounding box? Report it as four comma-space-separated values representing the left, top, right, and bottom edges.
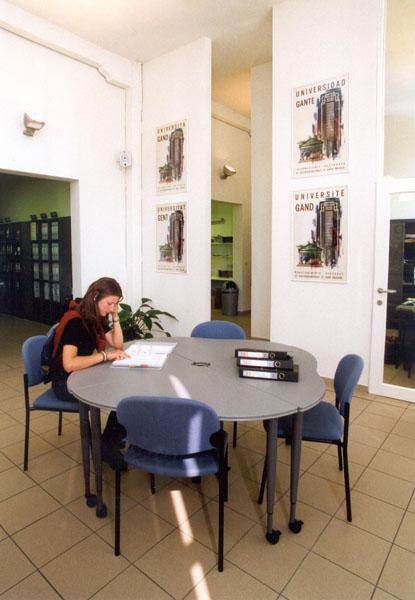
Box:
156, 202, 187, 273
156, 119, 187, 194
292, 185, 348, 283
292, 75, 348, 177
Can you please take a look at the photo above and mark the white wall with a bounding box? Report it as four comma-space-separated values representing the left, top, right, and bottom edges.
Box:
211, 102, 251, 311
251, 63, 272, 339
141, 38, 212, 336
271, 0, 382, 382
0, 0, 141, 302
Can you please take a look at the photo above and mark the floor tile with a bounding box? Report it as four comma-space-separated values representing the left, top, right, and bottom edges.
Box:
395, 511, 415, 552
326, 440, 378, 467
58, 439, 83, 463
91, 565, 171, 600
223, 476, 267, 522
370, 449, 415, 483
378, 545, 415, 600
400, 408, 415, 423
40, 534, 129, 600
136, 529, 216, 599
372, 589, 400, 600
96, 503, 174, 562
0, 452, 14, 473
349, 424, 389, 448
227, 444, 265, 475
0, 485, 60, 534
140, 480, 212, 526
0, 538, 35, 595
179, 499, 255, 553
40, 422, 80, 448
407, 492, 415, 513
115, 468, 171, 503
354, 468, 414, 508
12, 508, 91, 567
307, 453, 364, 487
382, 433, 415, 460
0, 571, 61, 600
391, 420, 415, 440
227, 524, 307, 592
0, 525, 7, 541
283, 552, 373, 600
0, 384, 20, 402
24, 448, 77, 483
275, 496, 332, 550
185, 560, 278, 600
296, 472, 345, 515
313, 518, 391, 583
365, 401, 405, 420
353, 412, 398, 434
1, 434, 55, 466
236, 428, 267, 455
277, 443, 322, 471
65, 479, 136, 530
29, 413, 64, 435
336, 490, 404, 542
0, 424, 26, 449
0, 466, 34, 502
41, 465, 89, 504
0, 412, 19, 431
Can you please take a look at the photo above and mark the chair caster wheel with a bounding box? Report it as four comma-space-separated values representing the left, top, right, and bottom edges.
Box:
96, 504, 107, 518
85, 494, 97, 508
289, 519, 304, 533
266, 529, 281, 544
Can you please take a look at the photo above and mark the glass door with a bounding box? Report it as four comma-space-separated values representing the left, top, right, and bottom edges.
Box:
370, 179, 415, 401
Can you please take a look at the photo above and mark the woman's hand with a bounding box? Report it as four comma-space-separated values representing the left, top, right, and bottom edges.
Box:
106, 349, 130, 361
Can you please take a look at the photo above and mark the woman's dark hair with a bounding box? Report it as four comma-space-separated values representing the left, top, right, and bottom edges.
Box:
79, 277, 123, 336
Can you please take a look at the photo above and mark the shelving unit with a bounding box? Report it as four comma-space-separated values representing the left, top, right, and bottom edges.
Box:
387, 219, 415, 328
0, 217, 72, 324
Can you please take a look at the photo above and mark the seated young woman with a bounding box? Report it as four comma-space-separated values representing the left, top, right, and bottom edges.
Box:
50, 276, 129, 465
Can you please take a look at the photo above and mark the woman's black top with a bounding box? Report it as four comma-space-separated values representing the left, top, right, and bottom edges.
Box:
51, 317, 109, 383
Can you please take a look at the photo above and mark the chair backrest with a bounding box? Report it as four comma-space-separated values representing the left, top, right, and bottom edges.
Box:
191, 320, 246, 340
22, 335, 47, 387
334, 354, 364, 417
117, 396, 220, 455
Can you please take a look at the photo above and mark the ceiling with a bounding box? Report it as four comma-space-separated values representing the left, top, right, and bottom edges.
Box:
6, 0, 279, 117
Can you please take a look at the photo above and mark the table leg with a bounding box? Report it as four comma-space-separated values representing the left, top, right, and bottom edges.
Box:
90, 407, 107, 518
265, 417, 281, 544
79, 402, 96, 508
289, 412, 304, 533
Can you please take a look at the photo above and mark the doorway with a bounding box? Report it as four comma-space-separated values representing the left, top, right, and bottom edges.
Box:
370, 179, 415, 401
0, 173, 72, 325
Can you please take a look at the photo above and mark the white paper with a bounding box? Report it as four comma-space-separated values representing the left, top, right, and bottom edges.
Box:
112, 342, 176, 368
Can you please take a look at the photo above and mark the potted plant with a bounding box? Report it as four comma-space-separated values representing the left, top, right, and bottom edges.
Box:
118, 297, 177, 342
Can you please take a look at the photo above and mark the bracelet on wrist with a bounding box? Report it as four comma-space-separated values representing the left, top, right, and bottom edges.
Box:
112, 319, 120, 324
100, 351, 107, 362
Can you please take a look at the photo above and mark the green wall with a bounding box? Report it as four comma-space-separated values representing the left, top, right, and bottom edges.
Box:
0, 175, 70, 222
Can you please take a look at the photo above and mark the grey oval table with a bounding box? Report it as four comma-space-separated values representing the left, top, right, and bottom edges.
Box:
68, 337, 326, 544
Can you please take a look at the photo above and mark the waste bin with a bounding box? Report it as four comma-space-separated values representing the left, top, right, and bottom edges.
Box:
221, 281, 238, 316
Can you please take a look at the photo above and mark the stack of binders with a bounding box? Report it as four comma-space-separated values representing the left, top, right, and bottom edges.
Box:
235, 349, 299, 381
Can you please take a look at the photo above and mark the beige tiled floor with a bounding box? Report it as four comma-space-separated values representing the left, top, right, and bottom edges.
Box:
1, 314, 415, 599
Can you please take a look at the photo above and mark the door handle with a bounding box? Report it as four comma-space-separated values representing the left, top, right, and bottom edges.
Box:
377, 288, 397, 294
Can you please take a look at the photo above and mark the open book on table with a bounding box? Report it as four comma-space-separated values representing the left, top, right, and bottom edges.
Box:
111, 341, 176, 369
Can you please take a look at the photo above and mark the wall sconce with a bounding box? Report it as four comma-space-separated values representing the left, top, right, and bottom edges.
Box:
220, 164, 237, 179
23, 113, 45, 136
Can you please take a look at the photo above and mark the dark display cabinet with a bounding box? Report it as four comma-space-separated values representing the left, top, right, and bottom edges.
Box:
387, 219, 415, 329
0, 217, 72, 324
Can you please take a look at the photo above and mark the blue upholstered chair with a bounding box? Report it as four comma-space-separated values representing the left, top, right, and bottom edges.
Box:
191, 320, 246, 447
22, 335, 79, 470
258, 354, 364, 522
115, 396, 228, 571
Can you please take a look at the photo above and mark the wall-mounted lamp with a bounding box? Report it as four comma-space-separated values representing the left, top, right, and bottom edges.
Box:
220, 164, 237, 179
23, 113, 45, 136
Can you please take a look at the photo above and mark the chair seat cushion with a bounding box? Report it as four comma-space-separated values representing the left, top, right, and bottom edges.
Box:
33, 388, 79, 413
124, 445, 219, 478
278, 402, 344, 442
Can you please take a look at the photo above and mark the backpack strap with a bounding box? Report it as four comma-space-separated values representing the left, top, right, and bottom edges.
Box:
51, 310, 84, 359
